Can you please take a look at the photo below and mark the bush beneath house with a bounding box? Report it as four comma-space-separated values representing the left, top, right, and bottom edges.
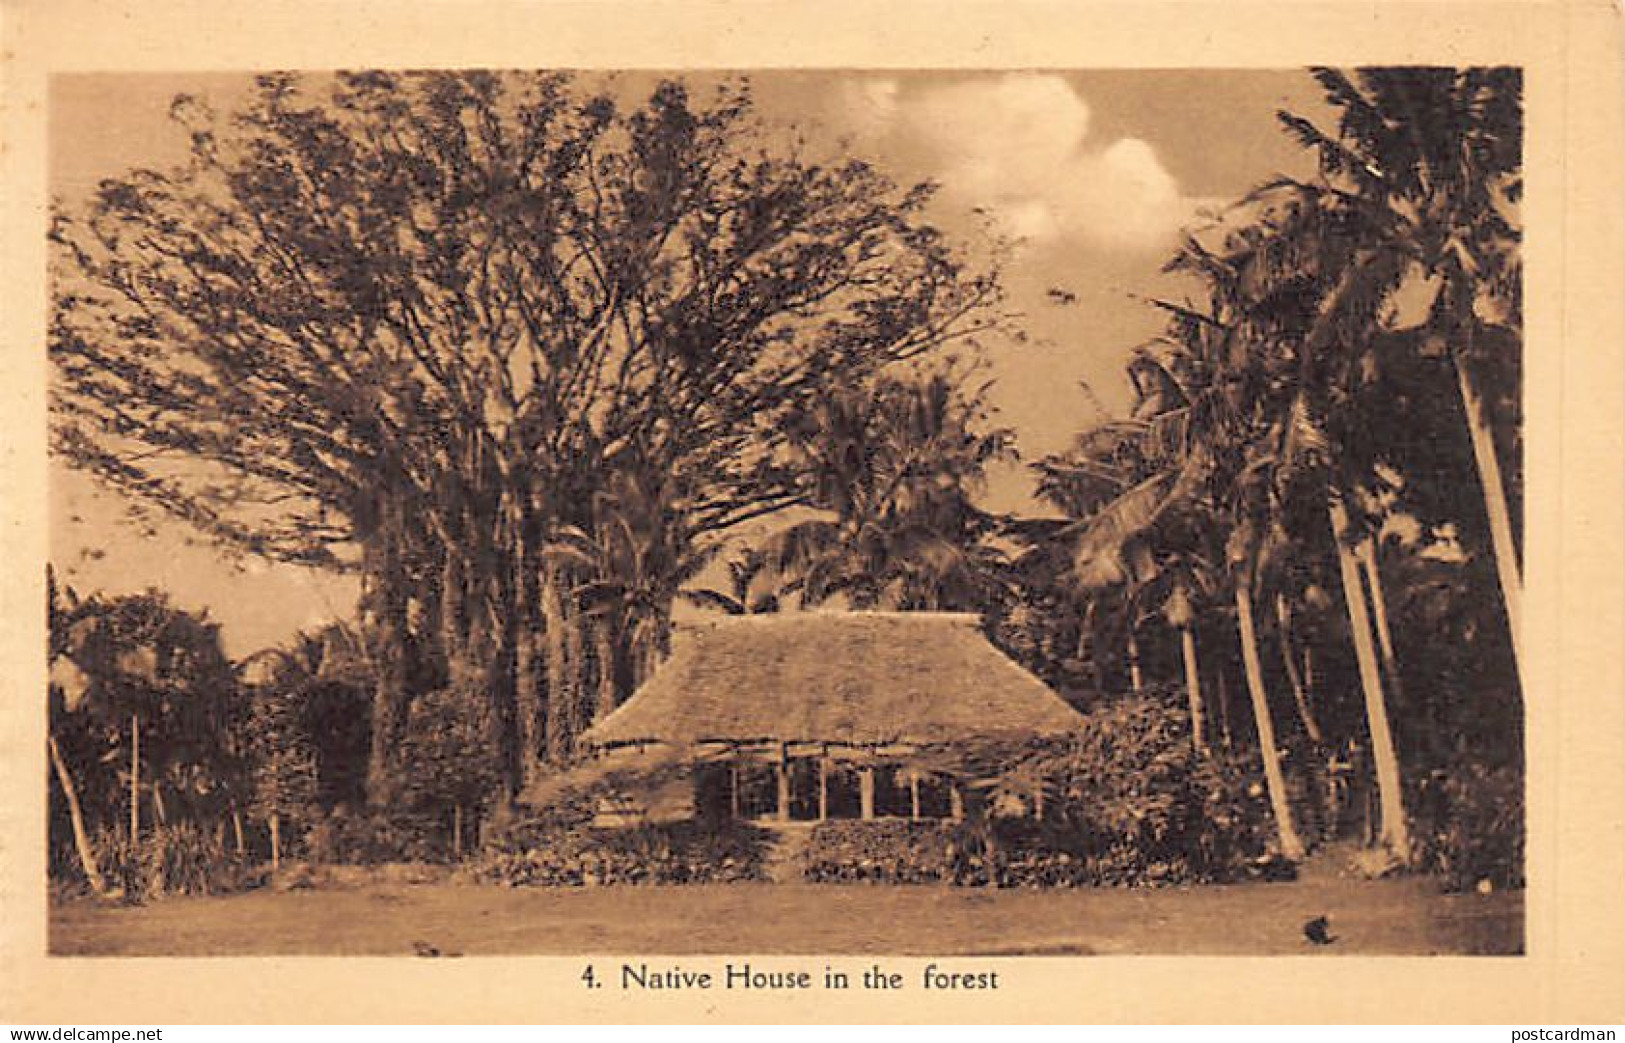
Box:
473, 819, 770, 887
803, 821, 954, 883
800, 689, 1280, 888
1037, 687, 1279, 882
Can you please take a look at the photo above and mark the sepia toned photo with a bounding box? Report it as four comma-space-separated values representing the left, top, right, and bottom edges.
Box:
39, 64, 1529, 961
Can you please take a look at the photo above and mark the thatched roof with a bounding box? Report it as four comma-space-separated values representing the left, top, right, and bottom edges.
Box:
583, 612, 1082, 748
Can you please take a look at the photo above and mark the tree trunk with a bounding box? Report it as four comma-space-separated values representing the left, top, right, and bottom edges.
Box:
1179, 625, 1207, 753
269, 811, 281, 872
1236, 580, 1306, 862
1127, 631, 1144, 692
453, 803, 464, 861
513, 537, 544, 790
1329, 495, 1412, 861
366, 524, 412, 805
48, 733, 110, 897
1454, 347, 1525, 685
594, 621, 617, 723
563, 597, 585, 752
1275, 593, 1324, 744
1357, 538, 1406, 706
541, 567, 574, 761
129, 712, 140, 842
230, 802, 246, 859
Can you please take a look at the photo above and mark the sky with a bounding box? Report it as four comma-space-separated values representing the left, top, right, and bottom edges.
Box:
48, 69, 1330, 656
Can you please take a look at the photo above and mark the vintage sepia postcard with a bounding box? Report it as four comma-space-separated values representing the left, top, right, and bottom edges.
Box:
2, 0, 1622, 1026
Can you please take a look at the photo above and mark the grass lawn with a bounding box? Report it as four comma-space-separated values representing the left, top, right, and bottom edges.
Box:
51, 872, 1522, 956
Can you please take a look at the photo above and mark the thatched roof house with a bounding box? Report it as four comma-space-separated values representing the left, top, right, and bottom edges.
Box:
582, 612, 1082, 823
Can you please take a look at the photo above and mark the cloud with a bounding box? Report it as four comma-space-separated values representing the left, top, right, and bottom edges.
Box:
839, 73, 1206, 252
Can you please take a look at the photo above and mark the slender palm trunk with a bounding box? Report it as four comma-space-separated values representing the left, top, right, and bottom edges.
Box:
1357, 538, 1406, 705
1454, 348, 1525, 684
1236, 580, 1306, 861
1179, 625, 1207, 753
49, 733, 109, 897
1275, 593, 1324, 744
1329, 495, 1412, 860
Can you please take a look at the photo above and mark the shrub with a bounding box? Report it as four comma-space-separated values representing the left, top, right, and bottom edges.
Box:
473, 819, 769, 887
304, 806, 450, 865
1410, 759, 1524, 892
89, 821, 254, 901
803, 821, 953, 883
936, 687, 1275, 886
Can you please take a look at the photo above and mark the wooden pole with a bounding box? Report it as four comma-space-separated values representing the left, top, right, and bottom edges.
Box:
909, 773, 921, 820
818, 758, 829, 821
730, 761, 740, 819
776, 743, 790, 822
950, 784, 965, 822
859, 767, 876, 820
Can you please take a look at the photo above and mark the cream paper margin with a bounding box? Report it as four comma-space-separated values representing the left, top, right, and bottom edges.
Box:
1, 0, 1620, 1025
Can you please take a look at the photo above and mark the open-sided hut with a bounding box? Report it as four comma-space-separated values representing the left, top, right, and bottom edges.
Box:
580, 612, 1084, 824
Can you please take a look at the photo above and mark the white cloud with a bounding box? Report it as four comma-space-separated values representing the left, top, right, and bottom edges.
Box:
841, 73, 1204, 252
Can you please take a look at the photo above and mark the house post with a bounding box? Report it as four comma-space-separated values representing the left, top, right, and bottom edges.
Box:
909, 773, 921, 820
859, 765, 876, 820
818, 751, 829, 822
729, 756, 740, 819
776, 742, 791, 822
949, 784, 965, 822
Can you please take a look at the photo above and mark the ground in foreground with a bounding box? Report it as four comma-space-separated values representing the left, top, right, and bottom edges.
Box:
51, 873, 1521, 956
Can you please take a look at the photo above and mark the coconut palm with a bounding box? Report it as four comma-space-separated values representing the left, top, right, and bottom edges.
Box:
1274, 66, 1525, 681
546, 466, 717, 726
765, 372, 1013, 613
679, 549, 786, 616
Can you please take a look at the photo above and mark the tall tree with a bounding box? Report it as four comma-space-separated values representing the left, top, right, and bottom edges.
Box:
1275, 66, 1525, 682
765, 372, 1013, 612
51, 71, 1007, 795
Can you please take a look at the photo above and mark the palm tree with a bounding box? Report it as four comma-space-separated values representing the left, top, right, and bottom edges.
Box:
680, 550, 786, 616
547, 467, 716, 726
766, 372, 1013, 613
1276, 66, 1525, 683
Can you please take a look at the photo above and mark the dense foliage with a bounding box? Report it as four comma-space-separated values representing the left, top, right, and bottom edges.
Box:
473, 821, 770, 886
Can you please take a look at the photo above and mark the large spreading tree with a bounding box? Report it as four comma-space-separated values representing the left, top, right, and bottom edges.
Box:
51, 71, 1007, 801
